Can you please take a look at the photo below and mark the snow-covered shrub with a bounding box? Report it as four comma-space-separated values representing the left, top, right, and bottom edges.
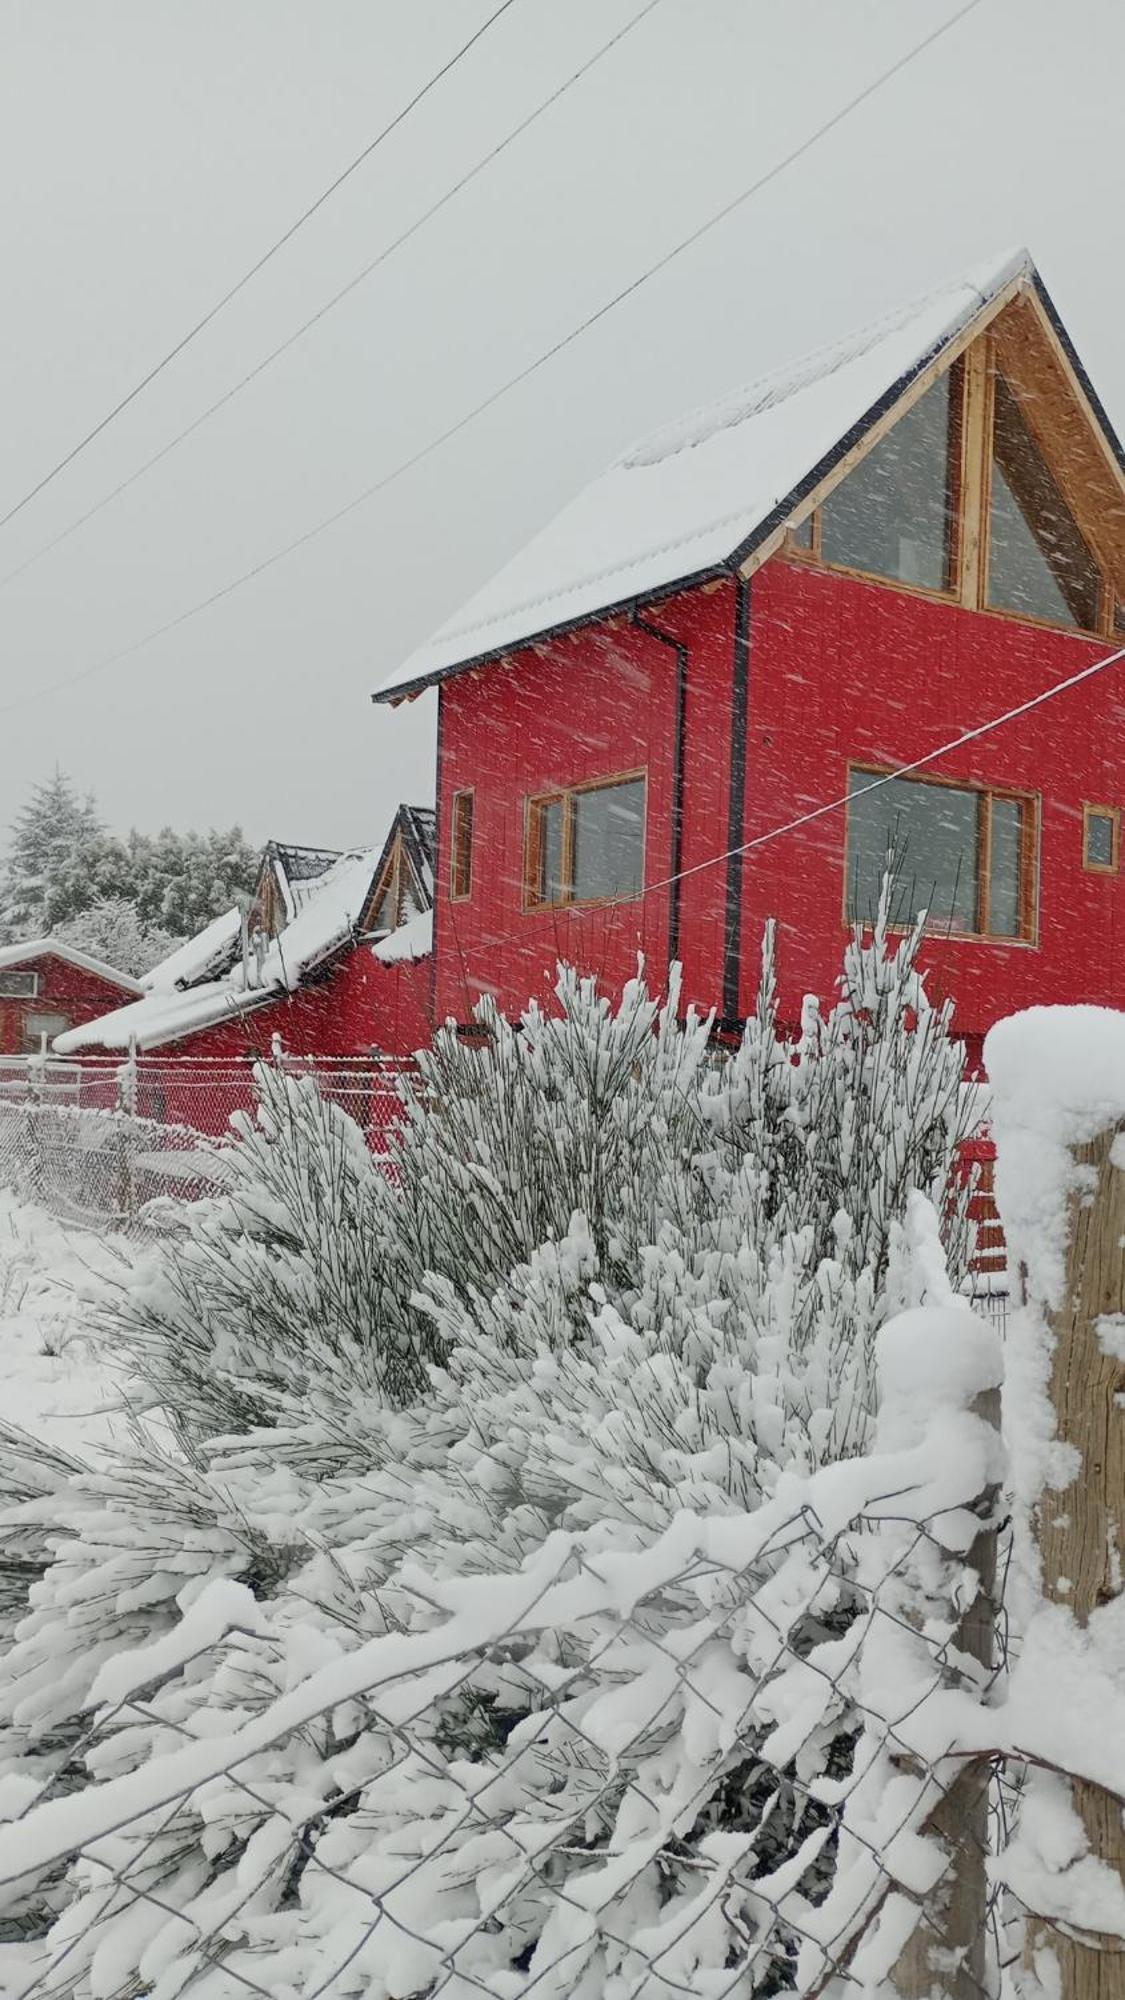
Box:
55, 896, 178, 978
0, 908, 981, 1988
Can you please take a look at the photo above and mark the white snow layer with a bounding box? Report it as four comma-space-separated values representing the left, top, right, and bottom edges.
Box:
0, 938, 142, 995
0, 1192, 120, 1461
376, 249, 1029, 696
372, 907, 433, 962
56, 848, 384, 1053
141, 906, 242, 993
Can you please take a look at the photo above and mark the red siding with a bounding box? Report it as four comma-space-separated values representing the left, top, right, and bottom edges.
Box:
434, 553, 1123, 1049
740, 558, 1117, 1041
435, 585, 737, 1026
0, 953, 139, 1055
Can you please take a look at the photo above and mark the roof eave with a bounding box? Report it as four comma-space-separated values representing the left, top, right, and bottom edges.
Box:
370, 560, 735, 705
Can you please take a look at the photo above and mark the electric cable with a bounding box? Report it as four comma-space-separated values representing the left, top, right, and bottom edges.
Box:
0, 0, 983, 718
0, 0, 519, 534
0, 0, 665, 594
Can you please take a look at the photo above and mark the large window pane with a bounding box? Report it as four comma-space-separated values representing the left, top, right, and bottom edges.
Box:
987, 374, 1101, 630
988, 796, 1022, 937
820, 372, 955, 591
847, 771, 978, 931
572, 779, 645, 901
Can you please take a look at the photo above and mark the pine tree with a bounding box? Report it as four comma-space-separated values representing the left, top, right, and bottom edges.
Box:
0, 912, 981, 1993
0, 773, 127, 940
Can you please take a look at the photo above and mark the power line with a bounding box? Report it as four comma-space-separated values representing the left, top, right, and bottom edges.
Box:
0, 0, 520, 536
0, 0, 982, 719
0, 0, 666, 595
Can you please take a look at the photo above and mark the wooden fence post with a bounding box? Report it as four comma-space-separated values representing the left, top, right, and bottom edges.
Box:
1027, 1121, 1125, 1998
892, 1382, 999, 2000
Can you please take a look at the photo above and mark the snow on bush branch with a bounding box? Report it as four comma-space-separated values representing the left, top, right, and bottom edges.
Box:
0, 904, 987, 1994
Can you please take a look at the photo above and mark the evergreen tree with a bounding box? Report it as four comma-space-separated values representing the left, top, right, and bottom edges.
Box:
0, 910, 981, 1994
0, 774, 258, 948
0, 772, 127, 940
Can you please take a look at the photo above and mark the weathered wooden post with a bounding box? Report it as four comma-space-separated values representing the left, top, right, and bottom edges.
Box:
892, 1380, 999, 2000
1029, 1121, 1125, 1997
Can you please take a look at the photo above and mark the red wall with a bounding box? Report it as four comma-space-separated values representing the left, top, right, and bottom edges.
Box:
435, 554, 1122, 1053
435, 584, 737, 1026
741, 557, 1117, 1045
0, 953, 139, 1055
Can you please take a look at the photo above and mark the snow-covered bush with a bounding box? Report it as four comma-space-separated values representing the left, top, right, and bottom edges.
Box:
0, 909, 981, 1989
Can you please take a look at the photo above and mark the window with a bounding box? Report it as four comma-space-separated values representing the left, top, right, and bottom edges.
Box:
818, 370, 958, 593
1083, 804, 1119, 874
526, 774, 646, 909
23, 1012, 69, 1050
0, 970, 38, 999
846, 769, 1035, 941
987, 373, 1101, 631
450, 790, 474, 901
785, 321, 1121, 640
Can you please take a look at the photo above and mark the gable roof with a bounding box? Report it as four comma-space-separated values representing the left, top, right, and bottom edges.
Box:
262, 840, 343, 922
55, 809, 438, 1056
0, 939, 143, 995
55, 847, 384, 1054
374, 249, 1125, 703
361, 803, 438, 933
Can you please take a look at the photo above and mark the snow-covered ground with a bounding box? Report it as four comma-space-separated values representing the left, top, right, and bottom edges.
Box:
0, 1190, 124, 1460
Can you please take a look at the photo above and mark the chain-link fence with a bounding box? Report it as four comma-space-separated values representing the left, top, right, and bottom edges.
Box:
0, 1347, 1015, 2000
0, 1053, 417, 1232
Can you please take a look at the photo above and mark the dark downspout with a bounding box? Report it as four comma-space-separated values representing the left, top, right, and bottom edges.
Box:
631, 608, 688, 972
722, 577, 752, 1031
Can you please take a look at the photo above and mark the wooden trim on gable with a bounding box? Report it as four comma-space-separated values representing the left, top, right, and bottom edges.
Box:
740, 269, 1027, 579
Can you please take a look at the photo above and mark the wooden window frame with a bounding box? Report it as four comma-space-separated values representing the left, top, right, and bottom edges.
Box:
845, 763, 1039, 945
0, 970, 39, 999
785, 334, 1117, 640
1082, 803, 1120, 876
523, 769, 647, 913
449, 789, 474, 902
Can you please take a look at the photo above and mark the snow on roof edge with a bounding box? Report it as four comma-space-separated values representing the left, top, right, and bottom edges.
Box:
0, 938, 143, 993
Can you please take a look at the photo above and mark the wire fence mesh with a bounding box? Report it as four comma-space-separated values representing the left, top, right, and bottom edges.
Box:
0, 1053, 417, 1233
0, 1418, 1012, 2000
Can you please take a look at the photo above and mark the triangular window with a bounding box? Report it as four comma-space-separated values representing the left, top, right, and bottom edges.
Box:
986, 372, 1101, 630
818, 369, 957, 592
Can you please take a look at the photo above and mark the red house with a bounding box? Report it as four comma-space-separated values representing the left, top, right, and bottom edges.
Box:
55, 806, 435, 1083
374, 250, 1125, 1070
0, 940, 141, 1054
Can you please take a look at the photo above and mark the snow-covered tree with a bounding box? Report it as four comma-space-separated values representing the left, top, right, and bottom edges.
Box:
126, 823, 258, 936
0, 910, 982, 1993
54, 896, 179, 977
0, 772, 127, 940
0, 773, 258, 950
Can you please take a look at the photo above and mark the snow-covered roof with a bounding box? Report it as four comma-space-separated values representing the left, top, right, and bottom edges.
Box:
142, 907, 242, 994
372, 907, 433, 963
266, 841, 342, 921
56, 847, 382, 1054
375, 251, 1040, 701
0, 938, 142, 995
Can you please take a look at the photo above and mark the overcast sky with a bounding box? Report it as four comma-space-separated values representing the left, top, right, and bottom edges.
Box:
0, 0, 1119, 853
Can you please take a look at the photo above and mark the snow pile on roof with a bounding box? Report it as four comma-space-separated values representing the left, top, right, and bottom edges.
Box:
142, 908, 242, 994
56, 848, 382, 1054
268, 842, 342, 920
372, 907, 432, 963
376, 250, 1029, 699
0, 938, 142, 994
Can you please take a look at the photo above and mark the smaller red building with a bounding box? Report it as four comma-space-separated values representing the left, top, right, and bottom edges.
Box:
54, 807, 436, 1086
0, 940, 142, 1054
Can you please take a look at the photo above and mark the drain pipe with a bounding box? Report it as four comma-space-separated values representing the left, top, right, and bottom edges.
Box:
631, 606, 689, 971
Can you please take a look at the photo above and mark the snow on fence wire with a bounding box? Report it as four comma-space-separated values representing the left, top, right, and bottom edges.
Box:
0, 1053, 417, 1232
0, 1309, 1016, 2000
